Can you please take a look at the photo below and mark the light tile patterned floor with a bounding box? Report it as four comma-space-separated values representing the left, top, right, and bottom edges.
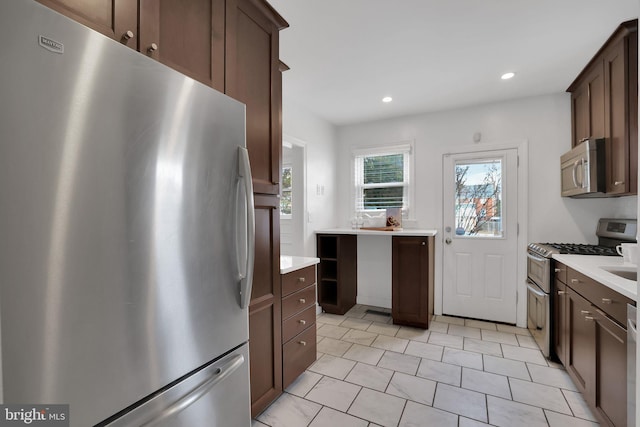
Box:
253, 305, 599, 427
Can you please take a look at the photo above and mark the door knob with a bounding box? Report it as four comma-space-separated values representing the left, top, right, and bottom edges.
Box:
445, 238, 452, 244
147, 43, 158, 53
122, 30, 134, 41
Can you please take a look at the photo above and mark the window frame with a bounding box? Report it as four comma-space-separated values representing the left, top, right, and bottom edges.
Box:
352, 142, 414, 218
280, 163, 292, 219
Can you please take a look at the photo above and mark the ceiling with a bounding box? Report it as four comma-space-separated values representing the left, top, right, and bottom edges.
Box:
268, 0, 639, 126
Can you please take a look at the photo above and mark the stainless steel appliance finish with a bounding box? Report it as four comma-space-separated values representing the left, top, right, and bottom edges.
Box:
526, 218, 636, 359
560, 138, 605, 197
526, 252, 551, 357
0, 1, 253, 426
628, 304, 637, 427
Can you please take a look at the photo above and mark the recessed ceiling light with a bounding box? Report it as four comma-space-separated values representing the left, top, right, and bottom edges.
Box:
501, 72, 515, 80
382, 96, 393, 103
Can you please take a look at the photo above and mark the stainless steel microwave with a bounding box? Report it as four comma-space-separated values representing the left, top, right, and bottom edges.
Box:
560, 138, 605, 197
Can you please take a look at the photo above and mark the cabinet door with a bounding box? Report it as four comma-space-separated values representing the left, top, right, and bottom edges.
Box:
566, 288, 596, 401
392, 236, 433, 329
248, 194, 281, 417
594, 309, 627, 427
588, 62, 606, 142
225, 0, 287, 195
138, 0, 225, 91
604, 36, 632, 195
553, 279, 567, 365
36, 0, 137, 48
572, 84, 590, 147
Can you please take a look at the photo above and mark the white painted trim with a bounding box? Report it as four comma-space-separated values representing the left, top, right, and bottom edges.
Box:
283, 134, 308, 255
437, 140, 529, 327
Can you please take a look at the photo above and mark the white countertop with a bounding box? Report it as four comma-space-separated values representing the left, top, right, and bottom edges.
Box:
316, 228, 438, 237
552, 254, 637, 300
280, 255, 320, 275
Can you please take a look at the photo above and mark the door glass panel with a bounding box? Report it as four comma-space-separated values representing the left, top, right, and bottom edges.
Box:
454, 158, 503, 237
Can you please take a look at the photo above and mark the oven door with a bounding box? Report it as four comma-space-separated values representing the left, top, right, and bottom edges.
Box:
527, 279, 550, 357
527, 251, 551, 293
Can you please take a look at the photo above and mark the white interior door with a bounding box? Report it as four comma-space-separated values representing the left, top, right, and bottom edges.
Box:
442, 149, 518, 323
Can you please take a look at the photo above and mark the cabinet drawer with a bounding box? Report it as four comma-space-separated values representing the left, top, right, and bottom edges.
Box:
283, 326, 316, 388
554, 262, 567, 284
282, 266, 316, 297
282, 305, 316, 344
567, 268, 634, 326
282, 285, 316, 320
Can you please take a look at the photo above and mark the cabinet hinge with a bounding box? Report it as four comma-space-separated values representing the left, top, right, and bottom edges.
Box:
517, 155, 520, 167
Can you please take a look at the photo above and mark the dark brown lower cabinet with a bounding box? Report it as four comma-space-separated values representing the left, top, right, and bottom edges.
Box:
553, 279, 568, 365
391, 236, 434, 329
316, 234, 357, 315
559, 262, 630, 427
566, 288, 595, 397
249, 195, 281, 417
281, 265, 317, 388
593, 310, 627, 427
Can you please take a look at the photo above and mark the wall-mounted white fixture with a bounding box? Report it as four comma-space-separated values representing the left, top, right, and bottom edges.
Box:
382, 96, 393, 103
501, 72, 515, 80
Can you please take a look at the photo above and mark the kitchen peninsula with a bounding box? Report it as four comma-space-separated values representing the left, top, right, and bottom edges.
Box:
316, 228, 437, 328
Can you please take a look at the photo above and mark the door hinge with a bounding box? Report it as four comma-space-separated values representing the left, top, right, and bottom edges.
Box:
517, 223, 519, 236
517, 155, 520, 167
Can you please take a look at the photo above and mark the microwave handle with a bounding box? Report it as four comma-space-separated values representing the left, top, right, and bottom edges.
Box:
572, 158, 586, 188
571, 159, 579, 188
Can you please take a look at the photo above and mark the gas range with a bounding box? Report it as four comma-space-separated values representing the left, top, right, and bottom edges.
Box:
528, 242, 618, 258
528, 218, 636, 259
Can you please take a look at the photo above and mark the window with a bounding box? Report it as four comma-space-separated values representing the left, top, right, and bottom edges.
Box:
353, 144, 412, 215
280, 165, 292, 217
454, 158, 503, 237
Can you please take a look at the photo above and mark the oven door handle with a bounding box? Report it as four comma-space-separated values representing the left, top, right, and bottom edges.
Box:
526, 251, 549, 264
526, 281, 547, 298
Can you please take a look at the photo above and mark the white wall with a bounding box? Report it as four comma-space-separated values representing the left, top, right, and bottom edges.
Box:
337, 93, 636, 241
336, 92, 637, 318
281, 97, 339, 257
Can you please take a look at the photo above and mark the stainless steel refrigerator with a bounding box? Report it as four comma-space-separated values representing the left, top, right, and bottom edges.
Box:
0, 1, 255, 426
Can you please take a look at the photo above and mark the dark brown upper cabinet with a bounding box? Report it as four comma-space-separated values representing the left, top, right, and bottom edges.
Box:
36, 0, 139, 48
36, 0, 226, 90
568, 20, 638, 196
225, 0, 288, 195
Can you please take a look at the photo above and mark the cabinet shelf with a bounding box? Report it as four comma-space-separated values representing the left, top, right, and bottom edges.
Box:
316, 234, 357, 315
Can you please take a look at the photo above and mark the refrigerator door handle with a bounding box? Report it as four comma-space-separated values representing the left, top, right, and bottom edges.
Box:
141, 354, 245, 426
237, 147, 255, 309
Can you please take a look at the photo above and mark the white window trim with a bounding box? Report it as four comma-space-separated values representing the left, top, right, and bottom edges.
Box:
351, 141, 415, 219
280, 163, 292, 219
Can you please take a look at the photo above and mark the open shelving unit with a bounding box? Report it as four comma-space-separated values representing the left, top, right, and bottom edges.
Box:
316, 234, 357, 314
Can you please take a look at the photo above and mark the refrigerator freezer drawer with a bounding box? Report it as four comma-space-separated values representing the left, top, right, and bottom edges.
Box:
102, 344, 250, 426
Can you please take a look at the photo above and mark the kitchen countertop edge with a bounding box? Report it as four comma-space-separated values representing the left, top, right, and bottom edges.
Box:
316, 228, 438, 237
280, 255, 320, 275
552, 254, 637, 300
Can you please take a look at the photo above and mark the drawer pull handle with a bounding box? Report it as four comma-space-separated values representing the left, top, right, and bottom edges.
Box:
614, 181, 624, 186
571, 279, 580, 284
581, 310, 591, 315
601, 298, 612, 304
584, 316, 595, 321
554, 268, 563, 273
299, 341, 307, 346
557, 290, 567, 295
148, 43, 158, 53
122, 30, 134, 41
299, 320, 306, 325
299, 298, 306, 304
298, 277, 306, 283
